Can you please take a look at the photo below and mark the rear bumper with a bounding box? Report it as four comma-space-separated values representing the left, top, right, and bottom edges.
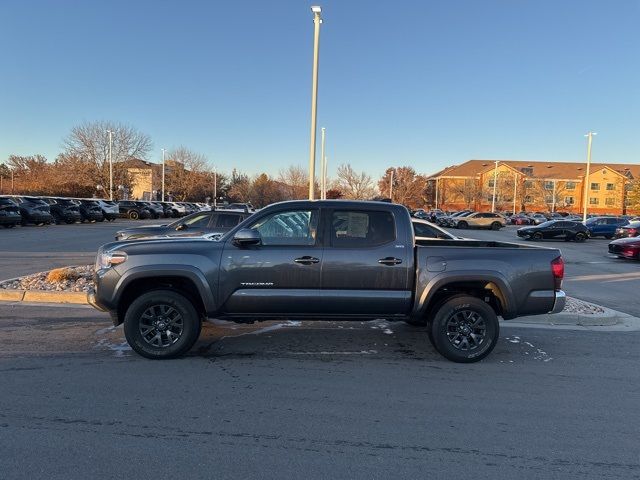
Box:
550, 290, 566, 314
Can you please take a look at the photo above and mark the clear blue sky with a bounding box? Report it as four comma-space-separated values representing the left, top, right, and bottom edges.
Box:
1, 0, 638, 179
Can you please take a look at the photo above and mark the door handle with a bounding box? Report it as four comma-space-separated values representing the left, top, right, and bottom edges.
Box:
294, 256, 320, 265
378, 257, 402, 266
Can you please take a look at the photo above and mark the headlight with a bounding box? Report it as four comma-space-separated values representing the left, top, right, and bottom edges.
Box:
95, 250, 127, 270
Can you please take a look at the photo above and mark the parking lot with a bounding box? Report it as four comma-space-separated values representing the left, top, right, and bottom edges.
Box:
1, 219, 639, 479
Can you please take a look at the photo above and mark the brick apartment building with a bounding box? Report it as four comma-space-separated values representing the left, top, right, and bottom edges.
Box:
426, 160, 640, 215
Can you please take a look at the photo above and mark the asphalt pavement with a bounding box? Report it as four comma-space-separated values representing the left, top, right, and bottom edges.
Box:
0, 302, 639, 480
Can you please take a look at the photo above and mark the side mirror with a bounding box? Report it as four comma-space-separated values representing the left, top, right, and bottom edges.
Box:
233, 228, 261, 247
176, 224, 188, 231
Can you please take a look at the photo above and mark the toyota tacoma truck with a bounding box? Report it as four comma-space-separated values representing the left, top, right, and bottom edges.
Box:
89, 200, 566, 363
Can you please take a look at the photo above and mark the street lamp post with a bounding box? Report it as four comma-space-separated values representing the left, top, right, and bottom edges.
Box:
582, 131, 597, 223
435, 178, 439, 210
491, 160, 499, 213
389, 169, 394, 201
106, 129, 114, 200
308, 5, 322, 200
320, 127, 326, 200
161, 148, 166, 201
213, 167, 217, 209
513, 173, 517, 215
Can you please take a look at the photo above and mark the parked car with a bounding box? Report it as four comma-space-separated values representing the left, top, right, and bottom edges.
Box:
0, 197, 22, 228
511, 214, 533, 225
141, 202, 164, 219
517, 220, 589, 242
608, 237, 640, 260
529, 213, 548, 225
453, 212, 506, 230
614, 221, 640, 239
90, 200, 566, 363
584, 216, 629, 239
118, 201, 152, 220
412, 218, 459, 240
217, 202, 254, 212
43, 197, 82, 224
439, 210, 473, 227
114, 210, 252, 241
76, 199, 105, 222
95, 199, 119, 221
167, 202, 189, 217
9, 196, 53, 225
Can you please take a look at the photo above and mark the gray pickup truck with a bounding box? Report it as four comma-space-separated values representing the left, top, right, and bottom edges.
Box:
89, 200, 566, 363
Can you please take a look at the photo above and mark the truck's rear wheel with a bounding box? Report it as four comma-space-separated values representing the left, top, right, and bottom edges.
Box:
123, 290, 201, 359
429, 295, 499, 363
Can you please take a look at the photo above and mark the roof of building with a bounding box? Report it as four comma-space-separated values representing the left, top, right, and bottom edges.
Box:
429, 159, 640, 181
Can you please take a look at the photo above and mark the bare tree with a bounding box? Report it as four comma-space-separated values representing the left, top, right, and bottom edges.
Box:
335, 163, 376, 199
450, 178, 480, 209
62, 121, 152, 196
278, 165, 308, 200
164, 147, 213, 201
378, 166, 428, 208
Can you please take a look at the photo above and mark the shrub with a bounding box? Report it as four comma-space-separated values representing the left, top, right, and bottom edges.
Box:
46, 267, 80, 283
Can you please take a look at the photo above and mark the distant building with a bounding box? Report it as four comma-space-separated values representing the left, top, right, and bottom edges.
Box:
123, 158, 182, 201
426, 160, 640, 215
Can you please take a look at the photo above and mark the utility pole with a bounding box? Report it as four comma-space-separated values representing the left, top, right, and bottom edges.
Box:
320, 127, 326, 200
389, 169, 394, 201
213, 167, 217, 209
106, 129, 114, 200
322, 156, 328, 200
161, 148, 166, 202
308, 6, 322, 199
582, 131, 597, 223
491, 160, 499, 213
513, 173, 517, 215
435, 178, 439, 210
551, 179, 557, 213
11, 169, 14, 194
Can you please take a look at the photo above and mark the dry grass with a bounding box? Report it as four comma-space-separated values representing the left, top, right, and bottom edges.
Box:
46, 267, 80, 283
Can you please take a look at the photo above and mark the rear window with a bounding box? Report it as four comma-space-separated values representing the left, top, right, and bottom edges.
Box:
331, 210, 395, 248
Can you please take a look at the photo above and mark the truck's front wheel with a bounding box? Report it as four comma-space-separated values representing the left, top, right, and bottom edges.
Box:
430, 295, 499, 363
124, 290, 201, 359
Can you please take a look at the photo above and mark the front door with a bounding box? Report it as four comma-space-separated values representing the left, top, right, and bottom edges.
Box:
320, 208, 411, 316
218, 208, 323, 314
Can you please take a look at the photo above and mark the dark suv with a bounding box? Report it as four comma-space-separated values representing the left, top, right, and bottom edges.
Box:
118, 201, 151, 220
77, 199, 105, 222
0, 197, 22, 228
11, 196, 53, 226
43, 197, 82, 224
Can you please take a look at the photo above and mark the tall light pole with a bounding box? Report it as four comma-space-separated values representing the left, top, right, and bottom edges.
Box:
106, 129, 114, 200
434, 178, 439, 209
582, 131, 597, 223
308, 5, 322, 200
513, 172, 518, 215
161, 148, 166, 201
213, 167, 217, 209
322, 156, 328, 200
491, 160, 499, 212
389, 169, 394, 201
320, 127, 326, 199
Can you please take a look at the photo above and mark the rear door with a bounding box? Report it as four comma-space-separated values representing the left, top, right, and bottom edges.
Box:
320, 208, 411, 315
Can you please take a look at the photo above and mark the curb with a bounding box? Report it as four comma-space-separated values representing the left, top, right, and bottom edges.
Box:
0, 289, 88, 305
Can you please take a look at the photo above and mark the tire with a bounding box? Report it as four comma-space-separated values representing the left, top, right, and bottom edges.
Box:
429, 295, 499, 363
123, 290, 202, 359
532, 231, 543, 240
65, 219, 75, 224
458, 221, 468, 229
604, 234, 613, 239
574, 232, 586, 242
3, 224, 15, 229
491, 222, 501, 230
128, 210, 140, 220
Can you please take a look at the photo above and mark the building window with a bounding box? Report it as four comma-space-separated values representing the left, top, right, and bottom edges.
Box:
565, 196, 575, 205
524, 180, 534, 188
606, 183, 615, 191
488, 179, 495, 188
524, 195, 533, 204
590, 183, 600, 191
544, 196, 553, 204
605, 198, 615, 206
589, 198, 599, 205
544, 181, 554, 190
521, 167, 534, 176
566, 182, 576, 190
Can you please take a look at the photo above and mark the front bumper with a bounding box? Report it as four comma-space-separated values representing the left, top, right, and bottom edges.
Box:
550, 290, 566, 314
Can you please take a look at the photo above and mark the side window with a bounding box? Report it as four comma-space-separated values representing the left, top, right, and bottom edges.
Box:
183, 213, 212, 228
413, 223, 437, 238
331, 210, 395, 248
217, 214, 241, 228
250, 210, 318, 246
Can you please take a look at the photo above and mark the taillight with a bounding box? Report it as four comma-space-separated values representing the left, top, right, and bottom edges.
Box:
551, 256, 564, 290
